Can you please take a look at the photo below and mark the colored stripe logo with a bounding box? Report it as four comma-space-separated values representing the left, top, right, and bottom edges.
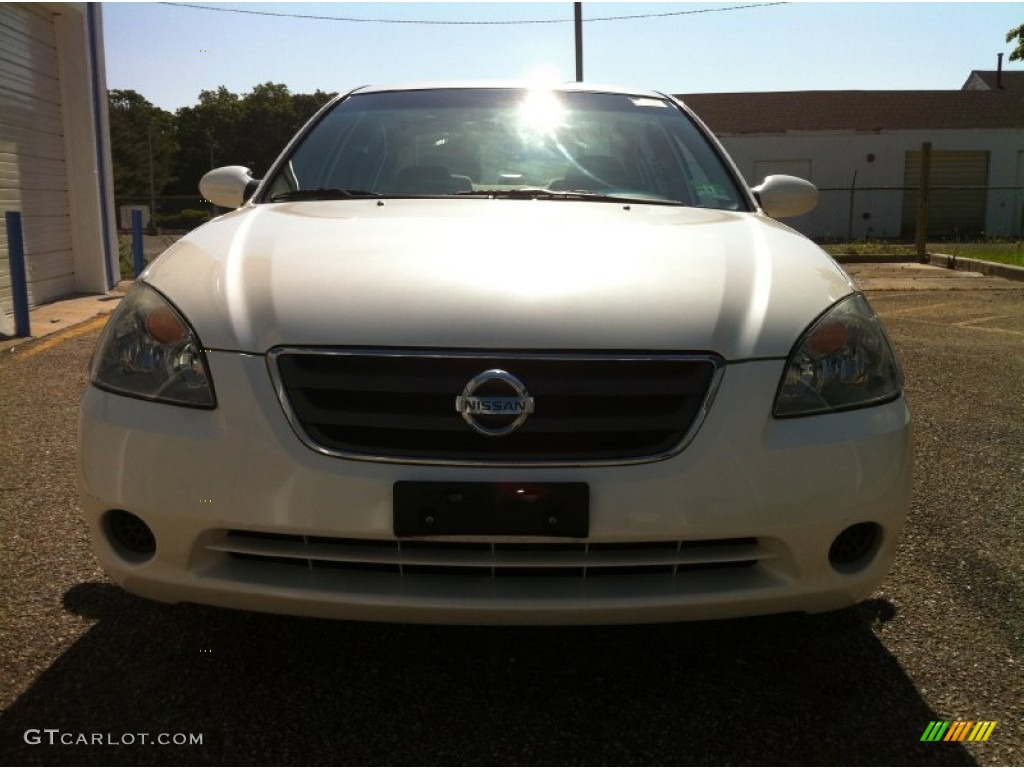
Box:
921, 721, 997, 742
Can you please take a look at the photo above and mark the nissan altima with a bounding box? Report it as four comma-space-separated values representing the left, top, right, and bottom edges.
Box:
78, 83, 912, 624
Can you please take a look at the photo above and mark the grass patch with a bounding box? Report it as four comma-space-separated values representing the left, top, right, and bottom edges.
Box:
930, 242, 1024, 269
820, 240, 1024, 268
820, 241, 918, 258
117, 234, 181, 279
117, 235, 134, 278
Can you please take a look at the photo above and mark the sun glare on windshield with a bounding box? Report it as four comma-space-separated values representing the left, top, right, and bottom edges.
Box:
517, 88, 566, 137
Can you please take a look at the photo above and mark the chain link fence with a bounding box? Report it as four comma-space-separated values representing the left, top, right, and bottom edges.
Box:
808, 184, 1024, 244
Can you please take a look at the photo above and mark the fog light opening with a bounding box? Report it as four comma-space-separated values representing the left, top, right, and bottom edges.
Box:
105, 510, 156, 562
829, 522, 881, 573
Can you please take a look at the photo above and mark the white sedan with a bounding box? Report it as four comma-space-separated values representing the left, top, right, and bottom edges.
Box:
78, 83, 912, 624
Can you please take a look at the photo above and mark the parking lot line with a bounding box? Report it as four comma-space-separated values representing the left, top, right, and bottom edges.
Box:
15, 315, 108, 360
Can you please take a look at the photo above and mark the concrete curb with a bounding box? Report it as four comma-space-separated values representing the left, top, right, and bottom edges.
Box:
926, 253, 1024, 283
0, 281, 131, 354
831, 254, 918, 264
833, 252, 1024, 283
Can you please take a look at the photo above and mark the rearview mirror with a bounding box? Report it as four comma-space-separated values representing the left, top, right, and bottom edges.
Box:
751, 175, 818, 218
199, 166, 260, 209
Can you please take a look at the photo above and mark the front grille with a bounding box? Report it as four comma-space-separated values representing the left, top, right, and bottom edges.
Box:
269, 349, 721, 464
207, 530, 765, 580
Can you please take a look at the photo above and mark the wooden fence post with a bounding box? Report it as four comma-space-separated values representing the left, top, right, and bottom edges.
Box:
915, 141, 932, 263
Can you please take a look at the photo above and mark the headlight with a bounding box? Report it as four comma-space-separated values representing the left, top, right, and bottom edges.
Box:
90, 283, 215, 408
774, 293, 902, 417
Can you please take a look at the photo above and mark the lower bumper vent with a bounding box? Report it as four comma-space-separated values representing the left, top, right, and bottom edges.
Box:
206, 530, 766, 579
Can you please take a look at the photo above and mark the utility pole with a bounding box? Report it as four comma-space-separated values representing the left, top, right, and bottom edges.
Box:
147, 118, 157, 234
574, 3, 583, 82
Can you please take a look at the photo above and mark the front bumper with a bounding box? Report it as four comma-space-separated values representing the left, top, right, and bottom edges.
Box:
78, 351, 913, 625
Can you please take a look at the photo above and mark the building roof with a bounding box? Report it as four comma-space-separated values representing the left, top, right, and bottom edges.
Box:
677, 90, 1024, 134
962, 69, 1024, 92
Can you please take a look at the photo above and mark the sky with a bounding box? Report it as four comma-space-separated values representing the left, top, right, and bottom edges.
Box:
101, 1, 1024, 112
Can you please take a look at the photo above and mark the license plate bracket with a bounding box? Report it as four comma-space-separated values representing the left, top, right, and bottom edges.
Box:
393, 482, 589, 538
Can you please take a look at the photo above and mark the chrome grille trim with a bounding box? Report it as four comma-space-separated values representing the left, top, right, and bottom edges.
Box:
266, 348, 725, 467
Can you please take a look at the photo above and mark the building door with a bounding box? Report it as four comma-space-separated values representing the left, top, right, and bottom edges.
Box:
901, 150, 989, 238
1016, 151, 1024, 237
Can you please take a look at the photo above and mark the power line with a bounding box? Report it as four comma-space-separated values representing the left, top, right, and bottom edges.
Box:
158, 2, 788, 26
574, 3, 787, 23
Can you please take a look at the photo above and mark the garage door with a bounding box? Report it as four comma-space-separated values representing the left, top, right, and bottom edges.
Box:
901, 150, 989, 238
1017, 150, 1024, 238
0, 3, 74, 335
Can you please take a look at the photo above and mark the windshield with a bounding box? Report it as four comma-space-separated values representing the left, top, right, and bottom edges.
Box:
263, 88, 748, 210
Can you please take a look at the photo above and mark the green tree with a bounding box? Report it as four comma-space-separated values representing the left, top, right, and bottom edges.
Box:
292, 90, 336, 125
169, 83, 336, 194
1008, 23, 1024, 61
171, 86, 242, 195
107, 89, 177, 200
236, 82, 301, 176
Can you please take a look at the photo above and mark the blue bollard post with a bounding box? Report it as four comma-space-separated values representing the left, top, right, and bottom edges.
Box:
4, 211, 31, 337
131, 209, 144, 277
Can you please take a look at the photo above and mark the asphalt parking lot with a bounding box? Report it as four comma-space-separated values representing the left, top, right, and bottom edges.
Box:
0, 262, 1021, 766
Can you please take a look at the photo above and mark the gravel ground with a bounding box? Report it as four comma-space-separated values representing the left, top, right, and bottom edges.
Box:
0, 271, 1020, 766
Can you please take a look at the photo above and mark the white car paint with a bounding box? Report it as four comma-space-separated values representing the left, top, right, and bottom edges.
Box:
143, 200, 853, 359
79, 83, 912, 624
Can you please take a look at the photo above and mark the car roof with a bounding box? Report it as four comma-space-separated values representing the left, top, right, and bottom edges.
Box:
349, 81, 670, 100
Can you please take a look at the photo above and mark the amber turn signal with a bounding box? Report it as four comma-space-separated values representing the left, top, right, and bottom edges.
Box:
145, 306, 188, 344
807, 319, 848, 355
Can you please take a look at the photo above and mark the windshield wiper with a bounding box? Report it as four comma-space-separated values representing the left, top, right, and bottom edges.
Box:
456, 189, 678, 204
456, 188, 555, 198
457, 188, 589, 200
268, 188, 381, 202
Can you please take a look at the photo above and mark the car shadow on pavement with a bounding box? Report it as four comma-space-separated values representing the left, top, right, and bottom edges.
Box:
0, 584, 974, 766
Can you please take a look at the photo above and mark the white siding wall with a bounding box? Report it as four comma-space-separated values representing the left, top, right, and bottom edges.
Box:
0, 3, 74, 333
718, 130, 1023, 239
0, 3, 116, 336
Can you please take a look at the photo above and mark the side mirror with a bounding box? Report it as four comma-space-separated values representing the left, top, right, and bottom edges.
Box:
200, 166, 260, 209
751, 175, 818, 218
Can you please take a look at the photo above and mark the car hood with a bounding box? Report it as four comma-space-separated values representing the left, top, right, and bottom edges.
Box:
142, 199, 854, 360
